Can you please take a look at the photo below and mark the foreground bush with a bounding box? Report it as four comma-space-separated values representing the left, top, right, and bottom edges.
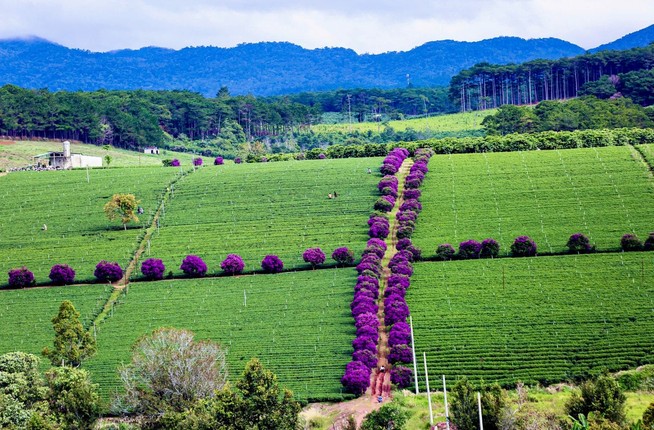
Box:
565, 374, 626, 425
180, 255, 208, 277
361, 403, 409, 430
8, 266, 35, 288
94, 260, 123, 282
435, 244, 456, 261
480, 238, 500, 258
140, 258, 165, 280
261, 254, 284, 273
510, 236, 537, 257
220, 254, 245, 275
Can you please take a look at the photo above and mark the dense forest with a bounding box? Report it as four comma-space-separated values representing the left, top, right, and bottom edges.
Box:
449, 44, 654, 111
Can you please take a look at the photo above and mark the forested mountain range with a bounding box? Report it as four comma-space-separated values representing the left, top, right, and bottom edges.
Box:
590, 24, 654, 53
0, 36, 587, 97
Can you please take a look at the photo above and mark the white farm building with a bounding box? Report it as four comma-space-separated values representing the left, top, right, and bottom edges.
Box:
33, 141, 103, 169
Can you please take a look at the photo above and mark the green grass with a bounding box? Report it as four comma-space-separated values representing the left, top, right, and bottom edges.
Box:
311, 110, 493, 134
412, 146, 654, 257
87, 269, 356, 402
148, 158, 381, 275
0, 140, 211, 170
0, 284, 112, 361
0, 167, 183, 283
407, 253, 654, 388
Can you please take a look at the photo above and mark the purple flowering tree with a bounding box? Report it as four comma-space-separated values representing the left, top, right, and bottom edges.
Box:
480, 238, 500, 258
261, 255, 284, 273
140, 258, 165, 280
8, 267, 35, 288
435, 244, 456, 261
49, 264, 75, 285
389, 344, 413, 364
180, 255, 208, 277
511, 236, 538, 257
302, 248, 326, 268
234, 157, 242, 164
193, 157, 203, 166
318, 153, 326, 159
458, 240, 482, 259
353, 349, 378, 369
221, 254, 245, 275
391, 366, 413, 389
94, 260, 123, 282
214, 156, 224, 165
620, 233, 643, 252
332, 247, 354, 265
567, 233, 593, 253
170, 159, 181, 167
341, 360, 371, 395
367, 238, 387, 251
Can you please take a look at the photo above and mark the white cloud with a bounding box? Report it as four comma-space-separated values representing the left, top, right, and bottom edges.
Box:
0, 0, 651, 52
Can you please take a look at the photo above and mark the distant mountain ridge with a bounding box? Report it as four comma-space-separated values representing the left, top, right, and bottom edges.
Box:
590, 24, 654, 52
0, 26, 652, 97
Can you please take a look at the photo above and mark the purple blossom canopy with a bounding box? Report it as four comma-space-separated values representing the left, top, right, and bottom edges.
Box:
351, 294, 376, 311
193, 157, 203, 166
180, 255, 208, 277
356, 324, 379, 339
352, 301, 378, 318
389, 322, 412, 347
400, 199, 422, 213
354, 287, 378, 300
341, 360, 371, 395
436, 243, 456, 261
380, 187, 398, 198
458, 240, 482, 259
480, 238, 500, 258
378, 176, 399, 192
367, 238, 387, 251
356, 260, 382, 277
405, 245, 422, 262
140, 258, 165, 280
353, 349, 378, 370
214, 156, 224, 165
385, 299, 410, 326
318, 153, 326, 159
332, 247, 354, 265
261, 254, 284, 273
383, 155, 403, 169
567, 233, 593, 253
234, 157, 242, 164
384, 294, 406, 311
355, 312, 379, 330
391, 366, 413, 389
303, 247, 326, 267
368, 215, 389, 227
49, 264, 75, 285
384, 286, 406, 299
374, 197, 394, 212
389, 344, 413, 364
396, 210, 418, 222
380, 163, 398, 176
404, 175, 422, 189
395, 238, 412, 251
94, 260, 123, 282
511, 235, 538, 257
362, 244, 386, 259
170, 159, 181, 167
368, 222, 390, 239
8, 266, 34, 288
387, 274, 411, 290
403, 189, 421, 200
221, 254, 245, 275
357, 275, 380, 287
352, 336, 377, 354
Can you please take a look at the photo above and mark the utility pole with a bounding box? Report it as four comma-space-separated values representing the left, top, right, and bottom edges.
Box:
346, 94, 352, 132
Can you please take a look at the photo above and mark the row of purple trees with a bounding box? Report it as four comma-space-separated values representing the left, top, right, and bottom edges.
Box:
386, 148, 434, 389
341, 148, 410, 395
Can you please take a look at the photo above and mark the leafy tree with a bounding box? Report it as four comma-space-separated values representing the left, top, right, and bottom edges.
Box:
361, 403, 409, 430
104, 193, 140, 230
578, 76, 617, 99
44, 366, 99, 430
643, 402, 654, 428
0, 352, 48, 428
114, 328, 228, 419
42, 300, 96, 367
565, 374, 626, 425
450, 377, 506, 430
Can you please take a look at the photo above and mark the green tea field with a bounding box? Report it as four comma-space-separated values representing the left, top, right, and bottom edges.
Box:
412, 145, 654, 257
149, 158, 381, 274
87, 269, 355, 401
0, 167, 186, 282
407, 252, 654, 388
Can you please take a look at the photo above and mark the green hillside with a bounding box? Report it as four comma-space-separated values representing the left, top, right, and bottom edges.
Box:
412, 145, 654, 256
408, 253, 654, 388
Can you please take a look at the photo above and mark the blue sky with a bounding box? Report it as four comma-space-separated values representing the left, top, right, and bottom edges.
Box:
1, 0, 653, 53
